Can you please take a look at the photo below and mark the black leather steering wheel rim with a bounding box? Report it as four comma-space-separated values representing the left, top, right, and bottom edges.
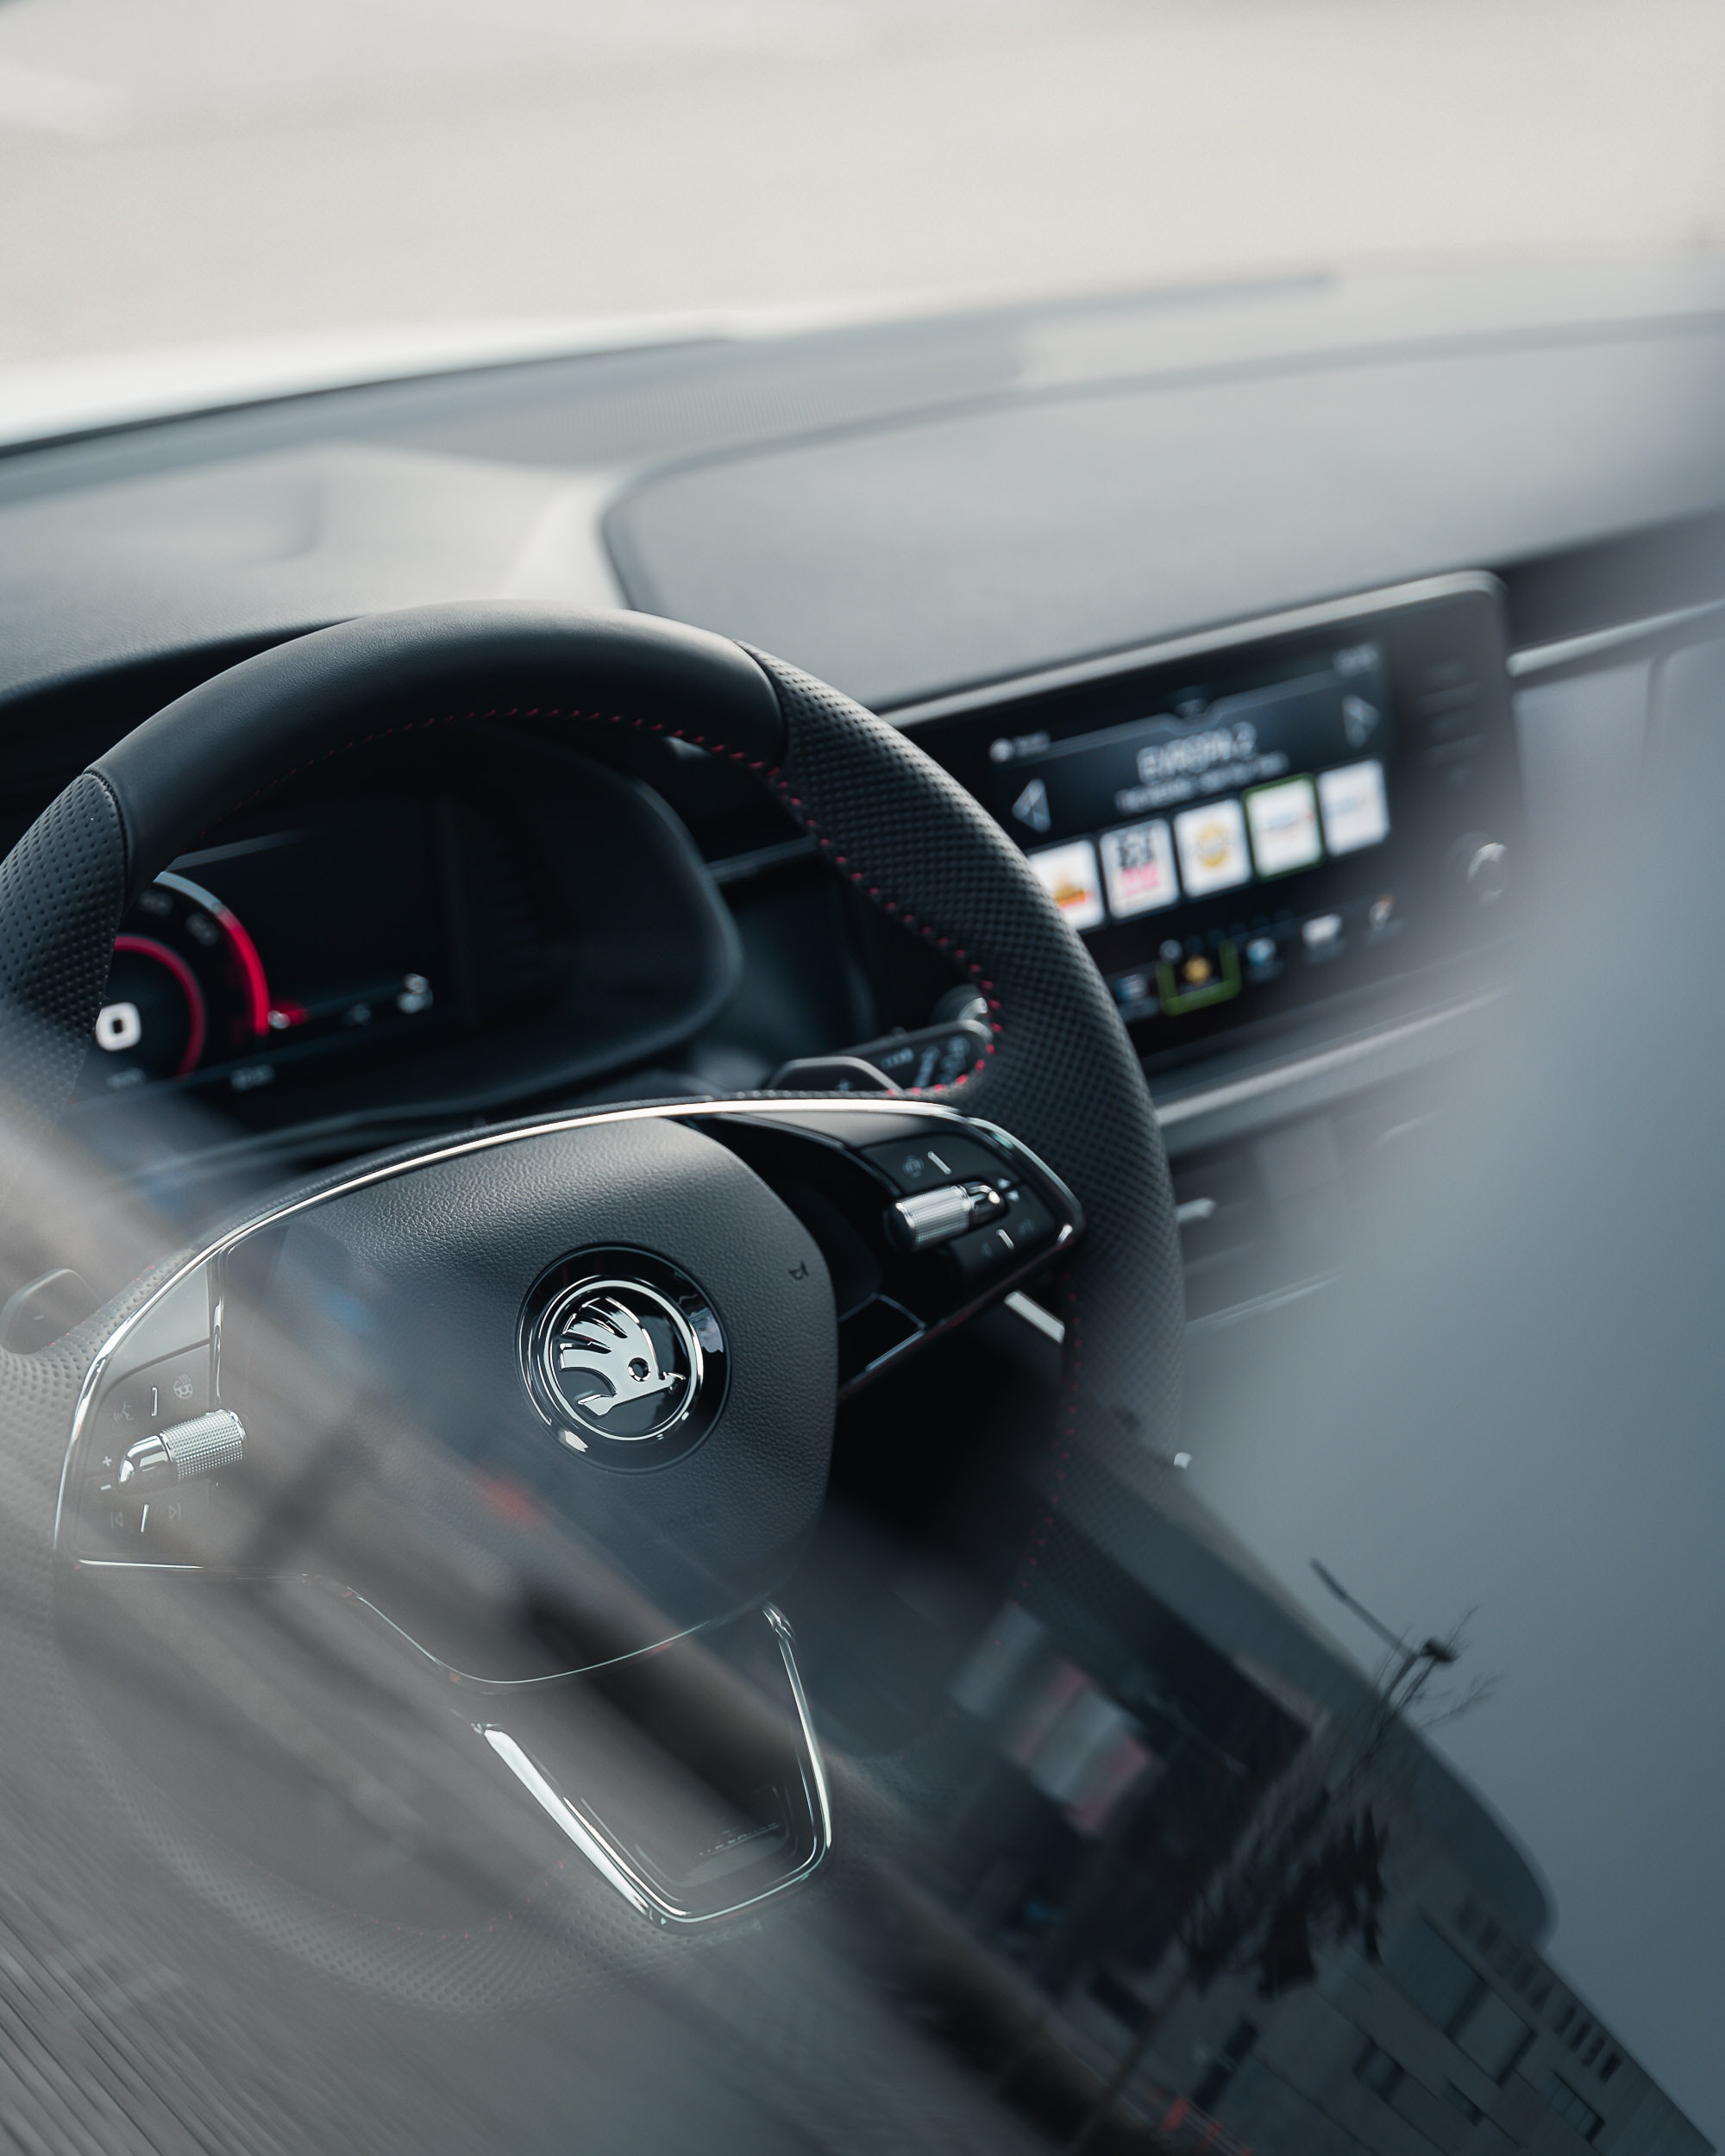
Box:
0, 600, 1183, 2007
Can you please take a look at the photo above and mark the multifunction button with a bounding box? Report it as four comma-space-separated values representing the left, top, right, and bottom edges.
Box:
68, 1282, 228, 1559
118, 1407, 245, 1486
862, 1131, 1011, 1194
99, 1348, 209, 1438
888, 1181, 1007, 1253
866, 1125, 1063, 1288
947, 1183, 1057, 1282
697, 1104, 1079, 1394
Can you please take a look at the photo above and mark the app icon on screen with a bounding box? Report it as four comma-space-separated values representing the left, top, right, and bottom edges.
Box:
1317, 759, 1390, 856
1109, 968, 1158, 1016
1341, 693, 1381, 749
1244, 775, 1322, 877
1173, 799, 1251, 897
1099, 819, 1180, 918
1027, 838, 1106, 931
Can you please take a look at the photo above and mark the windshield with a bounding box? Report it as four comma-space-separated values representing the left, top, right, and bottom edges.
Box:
3, 0, 1722, 384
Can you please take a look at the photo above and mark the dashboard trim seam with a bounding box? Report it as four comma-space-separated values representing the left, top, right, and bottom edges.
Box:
1151, 988, 1502, 1131
878, 571, 1505, 730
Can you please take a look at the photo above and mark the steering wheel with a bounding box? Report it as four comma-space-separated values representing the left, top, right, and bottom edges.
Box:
0, 603, 1182, 2006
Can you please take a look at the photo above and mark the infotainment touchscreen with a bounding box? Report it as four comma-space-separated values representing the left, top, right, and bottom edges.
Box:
906, 576, 1525, 1062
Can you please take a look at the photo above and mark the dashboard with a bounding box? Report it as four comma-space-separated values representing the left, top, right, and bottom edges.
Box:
41, 566, 1534, 1181
32, 569, 1534, 1194
3, 258, 1716, 1193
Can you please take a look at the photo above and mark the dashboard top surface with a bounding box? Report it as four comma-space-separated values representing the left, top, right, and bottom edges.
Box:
3, 257, 1725, 718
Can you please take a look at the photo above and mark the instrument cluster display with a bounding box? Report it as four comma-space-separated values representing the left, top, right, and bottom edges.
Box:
79, 800, 453, 1106
66, 731, 743, 1142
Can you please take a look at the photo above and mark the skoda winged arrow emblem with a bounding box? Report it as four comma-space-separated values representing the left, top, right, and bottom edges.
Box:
520, 1252, 728, 1469
555, 1294, 687, 1420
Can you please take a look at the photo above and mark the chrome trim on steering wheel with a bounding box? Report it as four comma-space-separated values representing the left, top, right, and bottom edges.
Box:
477, 1604, 831, 1929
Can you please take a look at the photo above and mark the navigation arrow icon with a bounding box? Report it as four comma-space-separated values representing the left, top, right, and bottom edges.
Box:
1013, 777, 1051, 835
1342, 695, 1380, 749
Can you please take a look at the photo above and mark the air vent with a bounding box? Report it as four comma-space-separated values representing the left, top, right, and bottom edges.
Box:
1173, 1071, 1450, 1328
1172, 1146, 1275, 1322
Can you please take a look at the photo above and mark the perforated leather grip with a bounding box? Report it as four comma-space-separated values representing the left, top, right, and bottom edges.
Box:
0, 771, 130, 1138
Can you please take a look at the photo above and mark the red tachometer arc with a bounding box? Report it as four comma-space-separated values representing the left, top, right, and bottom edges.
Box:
217, 899, 271, 1036
156, 871, 273, 1038
112, 935, 208, 1077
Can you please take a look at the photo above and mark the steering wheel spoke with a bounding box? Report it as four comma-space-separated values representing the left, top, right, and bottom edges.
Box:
57, 1257, 228, 1571
688, 1098, 1082, 1390
474, 1604, 830, 1928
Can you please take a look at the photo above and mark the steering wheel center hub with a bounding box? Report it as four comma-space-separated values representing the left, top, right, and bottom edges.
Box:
521, 1250, 728, 1464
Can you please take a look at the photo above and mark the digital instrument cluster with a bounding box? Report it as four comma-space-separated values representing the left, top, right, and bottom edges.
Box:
78, 802, 453, 1107
66, 736, 747, 1140
909, 576, 1526, 1061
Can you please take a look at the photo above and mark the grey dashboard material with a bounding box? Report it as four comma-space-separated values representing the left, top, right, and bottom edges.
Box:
607, 302, 1725, 711
3, 259, 1725, 718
